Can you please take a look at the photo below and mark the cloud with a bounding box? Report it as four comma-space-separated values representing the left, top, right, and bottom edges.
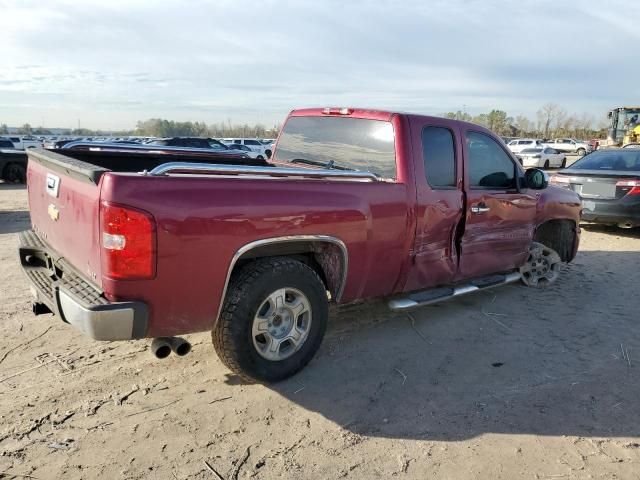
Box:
0, 0, 636, 129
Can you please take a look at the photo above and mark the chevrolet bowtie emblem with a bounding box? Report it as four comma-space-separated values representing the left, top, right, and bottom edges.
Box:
48, 204, 60, 221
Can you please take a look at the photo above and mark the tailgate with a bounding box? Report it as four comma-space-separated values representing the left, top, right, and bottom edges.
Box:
26, 149, 105, 287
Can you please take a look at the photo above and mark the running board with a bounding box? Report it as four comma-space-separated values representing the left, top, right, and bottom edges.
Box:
388, 271, 522, 311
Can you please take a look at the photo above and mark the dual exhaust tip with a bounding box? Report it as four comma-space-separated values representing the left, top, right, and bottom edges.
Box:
151, 336, 191, 359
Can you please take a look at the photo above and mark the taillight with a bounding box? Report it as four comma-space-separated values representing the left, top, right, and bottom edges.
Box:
616, 179, 640, 196
322, 107, 354, 115
100, 202, 156, 279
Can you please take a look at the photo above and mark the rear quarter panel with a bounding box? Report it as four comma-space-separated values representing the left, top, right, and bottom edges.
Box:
100, 173, 411, 337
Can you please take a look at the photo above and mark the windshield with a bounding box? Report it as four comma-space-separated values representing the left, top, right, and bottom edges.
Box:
521, 148, 542, 153
274, 116, 396, 178
569, 150, 640, 172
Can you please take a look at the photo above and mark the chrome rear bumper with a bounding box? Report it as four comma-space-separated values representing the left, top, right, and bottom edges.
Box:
19, 229, 148, 341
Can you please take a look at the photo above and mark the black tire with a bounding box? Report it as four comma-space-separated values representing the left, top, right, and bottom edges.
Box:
212, 257, 328, 383
265, 149, 272, 159
560, 158, 567, 168
2, 163, 26, 183
543, 160, 550, 169
257, 155, 264, 160
577, 148, 586, 156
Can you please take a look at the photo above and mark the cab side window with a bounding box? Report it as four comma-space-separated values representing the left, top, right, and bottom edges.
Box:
466, 131, 516, 189
422, 127, 456, 188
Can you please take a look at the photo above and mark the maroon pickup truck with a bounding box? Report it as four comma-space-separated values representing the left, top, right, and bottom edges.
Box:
19, 108, 581, 382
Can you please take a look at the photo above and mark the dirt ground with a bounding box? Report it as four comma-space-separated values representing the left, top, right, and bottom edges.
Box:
0, 181, 639, 480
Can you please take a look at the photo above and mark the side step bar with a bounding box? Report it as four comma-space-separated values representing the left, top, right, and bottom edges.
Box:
388, 271, 522, 311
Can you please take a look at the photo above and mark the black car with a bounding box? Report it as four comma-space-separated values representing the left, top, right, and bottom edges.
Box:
146, 137, 228, 151
550, 149, 640, 228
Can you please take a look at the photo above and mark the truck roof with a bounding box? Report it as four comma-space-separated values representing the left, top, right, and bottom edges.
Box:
288, 107, 492, 134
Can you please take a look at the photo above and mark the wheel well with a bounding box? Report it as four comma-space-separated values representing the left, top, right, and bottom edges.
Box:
533, 219, 576, 262
232, 240, 347, 301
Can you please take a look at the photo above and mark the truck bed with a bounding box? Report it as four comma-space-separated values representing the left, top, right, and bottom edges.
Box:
27, 147, 269, 184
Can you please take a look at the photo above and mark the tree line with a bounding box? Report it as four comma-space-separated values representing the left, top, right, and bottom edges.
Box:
133, 119, 279, 139
3, 103, 607, 140
443, 103, 607, 140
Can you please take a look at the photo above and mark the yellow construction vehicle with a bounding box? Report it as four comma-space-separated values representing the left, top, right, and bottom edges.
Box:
606, 106, 640, 147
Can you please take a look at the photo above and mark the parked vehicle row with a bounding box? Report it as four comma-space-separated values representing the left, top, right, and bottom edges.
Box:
0, 136, 43, 150
507, 137, 592, 158
17, 107, 581, 382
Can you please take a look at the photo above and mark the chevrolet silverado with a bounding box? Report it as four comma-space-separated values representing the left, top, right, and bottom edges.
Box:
18, 108, 582, 382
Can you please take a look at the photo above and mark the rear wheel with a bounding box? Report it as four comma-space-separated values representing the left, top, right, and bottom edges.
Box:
520, 242, 561, 288
212, 257, 328, 383
577, 148, 586, 156
2, 163, 26, 183
257, 155, 264, 160
543, 160, 550, 169
560, 158, 567, 168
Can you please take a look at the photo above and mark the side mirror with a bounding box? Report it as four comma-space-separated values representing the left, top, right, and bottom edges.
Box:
524, 168, 548, 190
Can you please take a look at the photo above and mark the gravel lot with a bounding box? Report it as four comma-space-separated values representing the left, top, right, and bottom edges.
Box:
1, 182, 639, 479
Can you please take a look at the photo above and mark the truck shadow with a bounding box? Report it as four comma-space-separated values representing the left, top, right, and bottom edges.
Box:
252, 250, 640, 440
0, 210, 30, 234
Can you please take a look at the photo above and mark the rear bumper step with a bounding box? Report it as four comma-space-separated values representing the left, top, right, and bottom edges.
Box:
18, 230, 148, 341
388, 272, 522, 311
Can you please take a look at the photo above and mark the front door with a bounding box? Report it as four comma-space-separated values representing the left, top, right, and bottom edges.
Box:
458, 129, 537, 280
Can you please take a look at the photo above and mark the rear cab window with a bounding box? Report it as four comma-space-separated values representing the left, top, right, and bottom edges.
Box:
273, 116, 397, 179
421, 127, 456, 188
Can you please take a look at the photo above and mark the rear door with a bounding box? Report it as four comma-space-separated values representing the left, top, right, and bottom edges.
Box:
458, 129, 537, 279
403, 117, 464, 291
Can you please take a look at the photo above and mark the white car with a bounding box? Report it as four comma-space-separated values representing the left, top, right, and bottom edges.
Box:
221, 138, 272, 158
542, 138, 591, 156
507, 138, 543, 154
517, 147, 567, 169
4, 136, 42, 150
225, 143, 267, 159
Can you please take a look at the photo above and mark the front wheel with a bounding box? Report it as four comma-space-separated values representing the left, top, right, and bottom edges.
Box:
560, 158, 567, 168
543, 160, 550, 169
212, 257, 328, 383
520, 242, 561, 288
577, 148, 586, 156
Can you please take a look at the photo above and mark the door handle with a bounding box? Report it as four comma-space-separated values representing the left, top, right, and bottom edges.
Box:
471, 203, 490, 214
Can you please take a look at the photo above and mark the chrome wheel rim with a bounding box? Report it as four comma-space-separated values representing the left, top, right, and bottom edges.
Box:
520, 242, 561, 287
252, 288, 312, 361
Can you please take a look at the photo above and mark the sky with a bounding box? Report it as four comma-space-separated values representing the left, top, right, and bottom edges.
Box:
1, 0, 638, 130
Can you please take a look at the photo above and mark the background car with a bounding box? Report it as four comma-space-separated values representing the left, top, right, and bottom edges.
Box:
0, 139, 16, 149
221, 138, 272, 158
146, 137, 221, 149
226, 143, 266, 159
543, 138, 591, 156
550, 149, 640, 228
517, 147, 567, 169
507, 138, 542, 153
